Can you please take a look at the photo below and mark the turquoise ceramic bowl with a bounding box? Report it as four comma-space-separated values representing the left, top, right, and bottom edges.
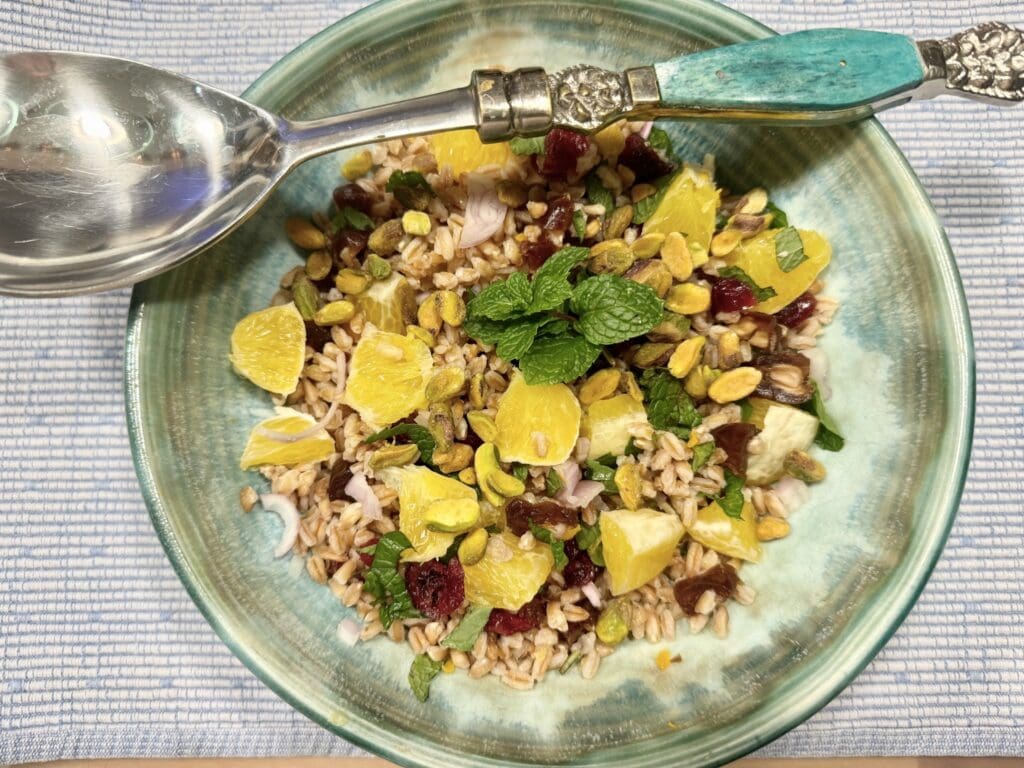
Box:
124, 0, 974, 765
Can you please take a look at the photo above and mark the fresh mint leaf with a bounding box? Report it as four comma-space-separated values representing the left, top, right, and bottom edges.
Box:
739, 398, 753, 422
518, 332, 601, 385
529, 246, 590, 314
571, 274, 663, 345
363, 424, 436, 465
715, 470, 745, 519
624, 437, 641, 457
633, 173, 673, 224
639, 368, 703, 436
800, 382, 845, 452
647, 127, 675, 159
467, 271, 533, 320
510, 136, 546, 155
332, 206, 373, 232
537, 318, 571, 338
717, 266, 777, 302
774, 227, 807, 272
495, 315, 546, 360
363, 531, 421, 628
511, 463, 529, 482
766, 201, 789, 228
585, 459, 617, 493
691, 440, 715, 472
462, 313, 506, 345
545, 469, 564, 496
572, 209, 587, 240
386, 170, 434, 195
575, 520, 600, 550
408, 654, 443, 702
585, 172, 614, 214
441, 605, 492, 651
529, 521, 568, 570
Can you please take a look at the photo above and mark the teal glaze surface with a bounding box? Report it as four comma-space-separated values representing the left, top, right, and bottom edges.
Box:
123, 1, 973, 767
655, 29, 924, 118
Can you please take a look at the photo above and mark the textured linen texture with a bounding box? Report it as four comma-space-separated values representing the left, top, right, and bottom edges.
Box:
1, 0, 1022, 762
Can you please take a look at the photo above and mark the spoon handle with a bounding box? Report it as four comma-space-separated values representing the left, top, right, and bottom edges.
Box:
648, 23, 1024, 124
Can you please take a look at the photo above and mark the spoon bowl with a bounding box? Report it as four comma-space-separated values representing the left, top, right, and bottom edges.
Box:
0, 52, 289, 296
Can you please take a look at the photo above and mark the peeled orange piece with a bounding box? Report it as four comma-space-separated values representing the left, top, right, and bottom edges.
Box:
642, 165, 720, 266
239, 407, 335, 469
463, 531, 554, 611
344, 325, 432, 429
723, 228, 831, 315
377, 465, 477, 562
356, 273, 417, 335
430, 129, 512, 177
687, 500, 762, 563
583, 393, 649, 460
229, 302, 306, 396
494, 372, 581, 466
600, 508, 684, 596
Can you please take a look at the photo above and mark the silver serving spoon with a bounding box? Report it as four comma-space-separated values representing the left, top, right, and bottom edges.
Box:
0, 23, 1020, 297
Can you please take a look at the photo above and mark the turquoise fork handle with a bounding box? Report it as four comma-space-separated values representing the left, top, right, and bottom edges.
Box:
650, 24, 1024, 124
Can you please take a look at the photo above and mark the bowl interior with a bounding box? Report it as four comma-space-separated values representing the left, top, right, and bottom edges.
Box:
125, 1, 973, 766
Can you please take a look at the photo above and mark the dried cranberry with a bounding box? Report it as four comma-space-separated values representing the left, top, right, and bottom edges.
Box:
326, 461, 353, 501
540, 128, 591, 179
673, 563, 739, 615
485, 596, 546, 635
305, 320, 333, 353
406, 559, 465, 619
710, 422, 759, 476
619, 133, 675, 183
358, 535, 381, 567
775, 292, 817, 328
330, 228, 368, 260
562, 539, 599, 588
505, 497, 579, 536
520, 239, 556, 271
542, 194, 574, 232
332, 183, 373, 215
712, 278, 756, 314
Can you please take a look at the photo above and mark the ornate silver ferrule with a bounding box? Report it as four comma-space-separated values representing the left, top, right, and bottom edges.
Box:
918, 22, 1024, 104
471, 64, 661, 141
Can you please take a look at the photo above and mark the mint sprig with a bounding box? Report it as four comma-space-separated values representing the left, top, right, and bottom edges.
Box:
529, 520, 568, 570
775, 227, 807, 273
715, 469, 745, 519
717, 265, 777, 302
639, 368, 702, 440
463, 246, 661, 385
510, 136, 545, 155
408, 654, 443, 702
363, 531, 421, 628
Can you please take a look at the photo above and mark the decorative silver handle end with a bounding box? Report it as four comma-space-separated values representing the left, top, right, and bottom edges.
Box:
919, 22, 1024, 104
472, 64, 660, 141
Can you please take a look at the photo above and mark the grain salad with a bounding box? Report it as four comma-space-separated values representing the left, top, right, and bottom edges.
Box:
228, 122, 843, 701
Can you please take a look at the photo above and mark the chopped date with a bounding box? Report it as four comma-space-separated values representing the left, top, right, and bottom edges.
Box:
749, 352, 813, 405
505, 497, 579, 536
332, 183, 374, 215
406, 558, 465, 619
710, 422, 759, 476
673, 563, 739, 615
520, 239, 557, 271
305, 320, 333, 353
540, 128, 592, 179
326, 462, 353, 502
485, 596, 546, 635
619, 133, 675, 183
542, 194, 575, 233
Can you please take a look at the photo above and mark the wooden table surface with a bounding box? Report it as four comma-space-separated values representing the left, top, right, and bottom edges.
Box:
24, 759, 1024, 768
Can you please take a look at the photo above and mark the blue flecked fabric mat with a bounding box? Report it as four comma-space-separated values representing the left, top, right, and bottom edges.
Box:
1, 0, 1022, 762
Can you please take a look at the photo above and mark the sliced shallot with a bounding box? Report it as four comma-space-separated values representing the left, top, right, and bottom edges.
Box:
581, 581, 603, 609
345, 472, 382, 521
459, 174, 507, 248
336, 617, 361, 647
259, 493, 300, 558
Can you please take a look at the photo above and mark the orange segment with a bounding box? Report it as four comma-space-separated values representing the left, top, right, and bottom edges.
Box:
463, 531, 554, 611
687, 501, 762, 562
229, 302, 306, 396
430, 129, 513, 177
723, 228, 831, 314
239, 407, 335, 469
494, 372, 581, 466
344, 326, 432, 428
642, 166, 720, 266
600, 507, 684, 595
